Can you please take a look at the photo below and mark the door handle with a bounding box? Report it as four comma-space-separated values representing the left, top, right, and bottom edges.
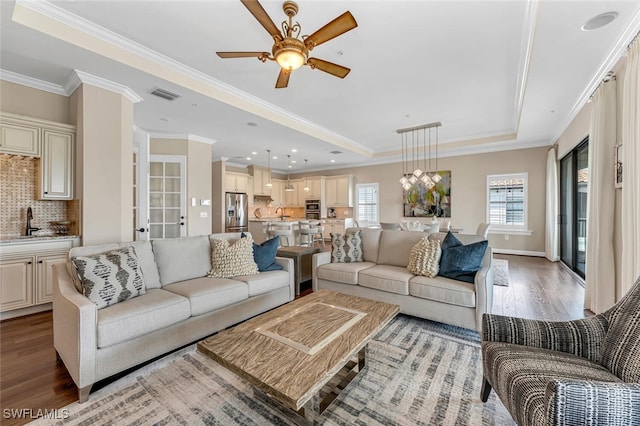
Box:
135, 228, 146, 233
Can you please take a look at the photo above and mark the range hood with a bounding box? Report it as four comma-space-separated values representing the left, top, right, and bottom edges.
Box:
253, 194, 274, 202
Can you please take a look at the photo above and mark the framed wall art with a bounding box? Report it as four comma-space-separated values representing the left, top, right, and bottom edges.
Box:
402, 171, 451, 218
615, 142, 622, 188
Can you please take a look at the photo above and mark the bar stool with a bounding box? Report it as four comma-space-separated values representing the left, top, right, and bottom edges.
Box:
268, 222, 294, 247
298, 220, 317, 247
311, 220, 326, 247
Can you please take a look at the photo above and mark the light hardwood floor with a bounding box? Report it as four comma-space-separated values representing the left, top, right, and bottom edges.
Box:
0, 254, 585, 426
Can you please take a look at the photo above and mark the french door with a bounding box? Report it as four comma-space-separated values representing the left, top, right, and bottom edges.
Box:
148, 155, 186, 239
560, 138, 588, 277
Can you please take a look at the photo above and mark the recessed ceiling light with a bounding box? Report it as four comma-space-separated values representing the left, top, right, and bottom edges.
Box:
247, 122, 258, 127
291, 160, 296, 163
272, 156, 278, 159
288, 165, 292, 168
251, 151, 258, 155
291, 148, 297, 152
246, 157, 252, 160
582, 12, 618, 31
330, 159, 336, 163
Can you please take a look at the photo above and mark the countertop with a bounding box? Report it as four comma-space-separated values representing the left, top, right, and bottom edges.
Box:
0, 235, 80, 245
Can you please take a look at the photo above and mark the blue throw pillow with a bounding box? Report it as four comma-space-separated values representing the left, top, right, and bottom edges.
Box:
252, 237, 283, 272
439, 232, 488, 283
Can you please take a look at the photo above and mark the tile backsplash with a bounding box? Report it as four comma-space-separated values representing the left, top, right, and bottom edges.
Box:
0, 155, 73, 236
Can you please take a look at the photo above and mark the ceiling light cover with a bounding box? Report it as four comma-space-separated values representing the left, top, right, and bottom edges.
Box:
582, 12, 618, 31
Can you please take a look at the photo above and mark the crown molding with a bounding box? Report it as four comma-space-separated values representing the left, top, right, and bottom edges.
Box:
12, 0, 372, 158
64, 69, 142, 103
513, 0, 539, 131
148, 132, 217, 145
0, 68, 67, 95
551, 4, 640, 144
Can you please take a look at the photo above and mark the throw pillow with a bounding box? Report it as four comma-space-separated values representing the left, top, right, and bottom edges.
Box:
331, 229, 363, 263
407, 237, 442, 277
253, 237, 283, 272
438, 232, 488, 283
208, 235, 259, 278
71, 246, 146, 309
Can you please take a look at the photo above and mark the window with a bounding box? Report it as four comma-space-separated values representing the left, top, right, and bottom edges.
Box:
486, 173, 528, 232
356, 183, 379, 223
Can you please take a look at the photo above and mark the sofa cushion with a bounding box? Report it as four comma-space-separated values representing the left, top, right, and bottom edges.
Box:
153, 236, 211, 285
409, 275, 476, 307
208, 236, 259, 278
163, 277, 249, 316
331, 229, 364, 263
358, 265, 413, 295
482, 341, 621, 426
233, 270, 290, 297
407, 237, 442, 278
97, 288, 190, 348
438, 232, 488, 283
355, 227, 383, 263
376, 230, 426, 267
252, 237, 283, 272
68, 240, 161, 291
317, 262, 377, 285
72, 246, 146, 309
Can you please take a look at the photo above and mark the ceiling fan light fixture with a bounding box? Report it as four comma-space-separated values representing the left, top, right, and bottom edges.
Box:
274, 38, 307, 70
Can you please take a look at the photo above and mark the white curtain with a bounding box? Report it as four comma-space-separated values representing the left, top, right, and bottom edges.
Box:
621, 39, 640, 293
545, 147, 559, 261
584, 78, 617, 313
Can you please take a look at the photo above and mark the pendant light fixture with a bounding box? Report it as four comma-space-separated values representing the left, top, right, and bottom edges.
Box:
303, 159, 310, 192
397, 121, 442, 188
265, 149, 273, 188
284, 155, 295, 192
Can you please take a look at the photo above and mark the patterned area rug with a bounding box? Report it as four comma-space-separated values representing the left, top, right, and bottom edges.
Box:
32, 316, 514, 425
493, 259, 509, 287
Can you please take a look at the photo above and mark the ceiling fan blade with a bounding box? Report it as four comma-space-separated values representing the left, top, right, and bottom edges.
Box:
216, 51, 268, 58
304, 11, 357, 49
307, 58, 351, 78
275, 68, 290, 88
240, 0, 283, 40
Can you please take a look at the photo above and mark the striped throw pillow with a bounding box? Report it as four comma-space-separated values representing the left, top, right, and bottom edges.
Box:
331, 229, 363, 263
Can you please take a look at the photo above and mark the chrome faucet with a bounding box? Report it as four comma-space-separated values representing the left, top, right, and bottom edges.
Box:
25, 207, 40, 236
275, 207, 284, 220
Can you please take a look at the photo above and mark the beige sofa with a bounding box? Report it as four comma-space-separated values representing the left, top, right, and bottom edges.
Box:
312, 228, 493, 331
54, 233, 294, 402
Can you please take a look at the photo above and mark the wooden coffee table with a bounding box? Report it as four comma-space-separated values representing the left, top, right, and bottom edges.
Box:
197, 289, 399, 421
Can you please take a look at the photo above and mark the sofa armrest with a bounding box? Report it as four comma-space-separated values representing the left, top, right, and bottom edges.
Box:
482, 313, 609, 363
546, 380, 640, 425
53, 263, 98, 389
473, 248, 494, 331
274, 256, 295, 300
312, 251, 331, 291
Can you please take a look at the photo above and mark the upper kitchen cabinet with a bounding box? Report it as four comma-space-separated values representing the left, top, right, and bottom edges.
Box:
249, 165, 272, 196
325, 175, 354, 207
284, 179, 304, 207
1, 112, 75, 200
225, 172, 250, 193
39, 129, 74, 200
304, 176, 325, 200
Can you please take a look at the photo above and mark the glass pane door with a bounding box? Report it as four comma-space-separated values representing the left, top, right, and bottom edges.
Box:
576, 143, 588, 276
149, 155, 186, 239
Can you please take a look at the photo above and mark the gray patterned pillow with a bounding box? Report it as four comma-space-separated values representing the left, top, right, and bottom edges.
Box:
71, 246, 146, 309
407, 237, 442, 277
331, 229, 363, 263
208, 236, 259, 278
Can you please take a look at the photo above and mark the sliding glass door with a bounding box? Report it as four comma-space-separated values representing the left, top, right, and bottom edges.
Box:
560, 138, 588, 277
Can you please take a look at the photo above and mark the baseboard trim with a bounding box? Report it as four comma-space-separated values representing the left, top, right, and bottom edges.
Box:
0, 303, 51, 322
493, 248, 545, 257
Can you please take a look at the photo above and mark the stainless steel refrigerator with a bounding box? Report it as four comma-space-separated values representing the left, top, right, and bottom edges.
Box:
225, 192, 248, 233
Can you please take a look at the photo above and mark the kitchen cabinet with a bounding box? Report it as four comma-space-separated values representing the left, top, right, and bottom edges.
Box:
225, 172, 250, 193
325, 175, 354, 207
0, 238, 79, 314
249, 165, 272, 196
322, 220, 345, 240
284, 179, 304, 207
304, 176, 325, 200
39, 129, 74, 200
0, 121, 40, 156
270, 179, 285, 206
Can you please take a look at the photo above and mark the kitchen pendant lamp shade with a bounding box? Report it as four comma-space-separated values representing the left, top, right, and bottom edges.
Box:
284, 155, 294, 191
265, 149, 273, 188
303, 159, 310, 192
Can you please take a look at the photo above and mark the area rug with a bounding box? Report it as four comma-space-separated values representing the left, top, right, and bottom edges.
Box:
31, 315, 514, 425
493, 259, 509, 287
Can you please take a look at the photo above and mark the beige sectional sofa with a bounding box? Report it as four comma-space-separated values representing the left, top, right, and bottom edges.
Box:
54, 233, 294, 402
313, 228, 493, 331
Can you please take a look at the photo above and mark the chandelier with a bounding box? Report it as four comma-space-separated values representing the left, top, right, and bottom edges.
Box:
397, 122, 442, 190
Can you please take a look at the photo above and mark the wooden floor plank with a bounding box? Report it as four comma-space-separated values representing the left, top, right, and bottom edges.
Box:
0, 254, 585, 425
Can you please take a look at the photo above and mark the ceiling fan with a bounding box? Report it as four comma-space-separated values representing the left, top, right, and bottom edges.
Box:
217, 0, 358, 88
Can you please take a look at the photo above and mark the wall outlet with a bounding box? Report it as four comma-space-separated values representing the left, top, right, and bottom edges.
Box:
200, 212, 208, 218
191, 198, 197, 207
504, 234, 509, 240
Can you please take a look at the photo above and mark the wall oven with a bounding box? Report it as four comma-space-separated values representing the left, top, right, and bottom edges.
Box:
305, 200, 320, 220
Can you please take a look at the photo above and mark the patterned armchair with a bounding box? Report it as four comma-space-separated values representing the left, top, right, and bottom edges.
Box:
481, 276, 640, 426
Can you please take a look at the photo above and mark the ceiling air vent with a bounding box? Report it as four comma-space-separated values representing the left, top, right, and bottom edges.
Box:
150, 87, 181, 101
329, 150, 343, 155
